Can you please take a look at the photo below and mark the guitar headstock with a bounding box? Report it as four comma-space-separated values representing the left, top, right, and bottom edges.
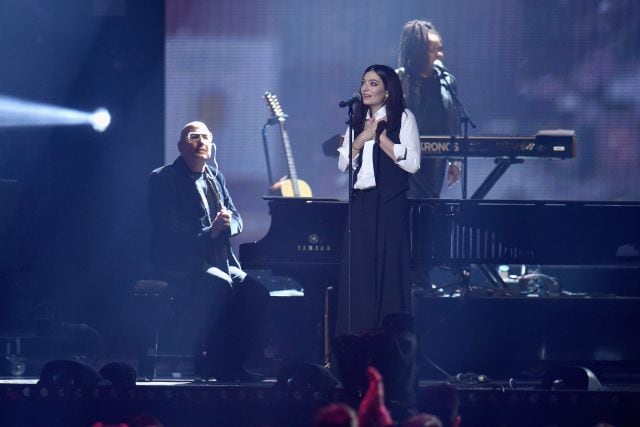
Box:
264, 91, 286, 121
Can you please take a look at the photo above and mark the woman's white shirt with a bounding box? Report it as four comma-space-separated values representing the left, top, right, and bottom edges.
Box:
337, 106, 420, 189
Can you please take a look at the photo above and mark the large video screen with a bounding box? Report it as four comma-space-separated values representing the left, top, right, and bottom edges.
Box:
166, 0, 640, 242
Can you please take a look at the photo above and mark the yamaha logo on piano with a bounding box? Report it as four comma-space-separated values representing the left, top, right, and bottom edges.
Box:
297, 234, 332, 252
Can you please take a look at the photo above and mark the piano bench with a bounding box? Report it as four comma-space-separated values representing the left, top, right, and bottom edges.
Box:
133, 280, 192, 380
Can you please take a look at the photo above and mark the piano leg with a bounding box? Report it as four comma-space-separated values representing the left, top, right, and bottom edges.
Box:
477, 264, 508, 290
300, 285, 332, 365
323, 286, 332, 368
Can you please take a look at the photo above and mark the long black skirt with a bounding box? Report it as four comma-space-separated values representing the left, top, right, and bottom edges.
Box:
335, 187, 412, 336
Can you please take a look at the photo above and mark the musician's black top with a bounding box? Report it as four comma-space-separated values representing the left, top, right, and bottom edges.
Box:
398, 68, 460, 198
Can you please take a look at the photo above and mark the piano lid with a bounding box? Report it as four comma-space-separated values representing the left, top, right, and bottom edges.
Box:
411, 199, 640, 265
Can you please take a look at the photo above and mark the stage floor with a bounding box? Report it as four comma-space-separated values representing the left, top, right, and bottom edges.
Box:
2, 375, 640, 427
2, 294, 640, 425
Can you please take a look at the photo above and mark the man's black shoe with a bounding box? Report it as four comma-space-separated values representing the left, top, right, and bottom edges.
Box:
215, 368, 265, 383
238, 368, 264, 383
236, 368, 265, 383
194, 353, 265, 383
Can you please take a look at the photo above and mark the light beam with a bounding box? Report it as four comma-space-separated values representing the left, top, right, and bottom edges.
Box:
0, 95, 111, 132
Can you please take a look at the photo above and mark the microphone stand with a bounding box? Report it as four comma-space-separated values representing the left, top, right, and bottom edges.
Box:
261, 117, 278, 189
346, 104, 355, 334
439, 73, 475, 199
438, 70, 477, 297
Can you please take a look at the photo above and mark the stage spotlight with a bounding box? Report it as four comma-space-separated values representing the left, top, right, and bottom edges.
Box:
90, 108, 111, 132
0, 95, 111, 132
0, 356, 26, 377
539, 366, 602, 391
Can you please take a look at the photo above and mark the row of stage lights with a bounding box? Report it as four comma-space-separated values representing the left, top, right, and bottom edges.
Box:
2, 384, 640, 405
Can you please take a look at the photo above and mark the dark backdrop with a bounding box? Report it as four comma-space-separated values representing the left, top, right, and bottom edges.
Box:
166, 0, 640, 248
1, 0, 639, 364
0, 0, 164, 358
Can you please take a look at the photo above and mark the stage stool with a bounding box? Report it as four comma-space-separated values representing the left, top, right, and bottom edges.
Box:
133, 279, 183, 380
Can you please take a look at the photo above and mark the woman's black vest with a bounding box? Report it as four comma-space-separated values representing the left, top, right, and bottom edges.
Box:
372, 122, 409, 201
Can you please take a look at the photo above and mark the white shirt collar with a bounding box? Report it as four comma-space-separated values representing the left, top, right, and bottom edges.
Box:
366, 105, 387, 121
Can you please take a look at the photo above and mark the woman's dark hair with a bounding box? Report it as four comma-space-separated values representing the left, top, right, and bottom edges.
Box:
398, 19, 440, 76
353, 64, 406, 135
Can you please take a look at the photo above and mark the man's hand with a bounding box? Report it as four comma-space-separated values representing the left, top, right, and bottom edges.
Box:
210, 207, 231, 238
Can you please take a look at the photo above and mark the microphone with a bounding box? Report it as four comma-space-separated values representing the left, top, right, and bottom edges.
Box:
433, 59, 451, 75
338, 92, 361, 108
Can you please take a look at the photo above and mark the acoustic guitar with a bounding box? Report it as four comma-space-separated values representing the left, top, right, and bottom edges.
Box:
264, 91, 312, 197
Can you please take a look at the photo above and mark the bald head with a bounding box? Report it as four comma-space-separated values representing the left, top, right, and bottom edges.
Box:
178, 120, 213, 172
180, 121, 211, 140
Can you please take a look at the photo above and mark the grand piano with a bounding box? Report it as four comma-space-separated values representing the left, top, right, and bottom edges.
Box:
240, 197, 640, 288
240, 197, 640, 370
240, 132, 640, 371
241, 131, 639, 281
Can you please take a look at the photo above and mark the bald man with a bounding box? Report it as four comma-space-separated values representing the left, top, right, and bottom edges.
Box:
148, 121, 268, 382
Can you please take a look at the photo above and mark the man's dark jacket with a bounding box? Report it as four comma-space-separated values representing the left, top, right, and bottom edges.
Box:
148, 156, 242, 278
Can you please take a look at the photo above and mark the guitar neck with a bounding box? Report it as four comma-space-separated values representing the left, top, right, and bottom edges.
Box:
278, 120, 300, 197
